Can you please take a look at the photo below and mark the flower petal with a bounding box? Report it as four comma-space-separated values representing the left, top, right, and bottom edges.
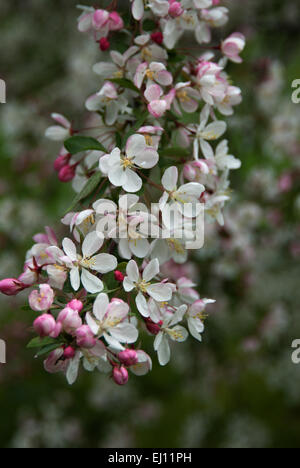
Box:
81, 268, 104, 294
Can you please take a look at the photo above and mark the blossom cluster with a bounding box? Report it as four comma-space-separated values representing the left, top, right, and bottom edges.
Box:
0, 1, 245, 385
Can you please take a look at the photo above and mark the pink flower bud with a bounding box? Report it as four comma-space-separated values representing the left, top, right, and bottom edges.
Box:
151, 31, 164, 45
169, 1, 183, 18
183, 163, 197, 181
0, 278, 27, 296
109, 12, 124, 31
92, 9, 109, 30
118, 349, 138, 366
67, 299, 84, 312
99, 37, 110, 51
145, 318, 162, 335
221, 33, 246, 63
57, 307, 82, 334
114, 270, 125, 282
29, 284, 54, 312
278, 173, 292, 193
58, 164, 76, 183
34, 314, 61, 338
54, 153, 71, 172
76, 325, 96, 349
113, 366, 129, 386
63, 346, 76, 359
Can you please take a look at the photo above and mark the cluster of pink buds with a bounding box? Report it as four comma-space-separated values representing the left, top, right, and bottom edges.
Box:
0, 1, 245, 385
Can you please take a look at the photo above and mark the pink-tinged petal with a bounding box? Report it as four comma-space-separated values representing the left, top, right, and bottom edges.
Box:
181, 98, 198, 113
123, 169, 142, 193
134, 148, 159, 169
51, 113, 71, 129
134, 62, 148, 89
99, 82, 118, 99
85, 94, 103, 111
93, 293, 109, 321
62, 238, 77, 261
162, 166, 178, 191
156, 70, 173, 86
126, 134, 146, 158
144, 84, 163, 102
148, 100, 167, 118
92, 9, 109, 30
81, 269, 104, 294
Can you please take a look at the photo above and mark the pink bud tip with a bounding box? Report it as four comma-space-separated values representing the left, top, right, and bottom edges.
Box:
118, 349, 138, 366
169, 1, 183, 18
113, 366, 129, 386
0, 278, 27, 296
151, 31, 164, 45
63, 346, 76, 359
145, 318, 162, 335
67, 299, 84, 312
58, 164, 76, 183
76, 325, 96, 349
54, 153, 71, 172
114, 270, 125, 282
99, 37, 110, 51
33, 313, 57, 338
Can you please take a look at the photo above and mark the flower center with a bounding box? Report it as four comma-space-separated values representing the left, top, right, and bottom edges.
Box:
137, 279, 151, 294
122, 156, 134, 169
177, 90, 190, 103
145, 69, 155, 80
144, 134, 153, 146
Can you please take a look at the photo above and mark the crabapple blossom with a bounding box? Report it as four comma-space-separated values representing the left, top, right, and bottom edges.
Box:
0, 0, 245, 385
100, 134, 159, 193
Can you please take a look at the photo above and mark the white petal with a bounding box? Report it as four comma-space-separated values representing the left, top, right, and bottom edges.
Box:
91, 254, 117, 273
126, 260, 140, 282
110, 322, 139, 344
81, 268, 104, 294
132, 0, 144, 20
66, 352, 81, 385
63, 238, 77, 261
130, 238, 150, 258
126, 134, 146, 158
123, 169, 142, 193
82, 231, 104, 257
168, 325, 188, 342
93, 293, 109, 321
136, 292, 150, 318
123, 277, 135, 292
143, 258, 160, 282
162, 166, 178, 191
147, 283, 172, 302
157, 336, 171, 366
70, 267, 80, 291
86, 312, 99, 335
134, 148, 159, 169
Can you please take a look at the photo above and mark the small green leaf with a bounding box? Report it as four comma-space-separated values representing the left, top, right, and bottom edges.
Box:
65, 171, 104, 213
160, 147, 190, 158
27, 337, 57, 349
64, 136, 107, 154
35, 343, 64, 358
110, 78, 140, 93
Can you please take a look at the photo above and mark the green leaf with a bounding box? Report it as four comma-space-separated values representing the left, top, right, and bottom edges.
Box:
65, 171, 104, 213
160, 147, 190, 158
110, 78, 140, 93
64, 136, 107, 154
35, 343, 64, 358
27, 337, 57, 349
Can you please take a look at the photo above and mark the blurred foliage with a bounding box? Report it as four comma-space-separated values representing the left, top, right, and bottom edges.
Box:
0, 0, 300, 448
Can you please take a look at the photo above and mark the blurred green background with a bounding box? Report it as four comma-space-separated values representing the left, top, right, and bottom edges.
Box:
0, 0, 300, 448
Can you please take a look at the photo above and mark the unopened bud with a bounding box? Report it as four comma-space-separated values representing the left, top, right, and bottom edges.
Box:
118, 349, 138, 366
99, 37, 110, 51
114, 270, 125, 282
113, 366, 129, 386
76, 325, 96, 349
169, 1, 183, 18
67, 299, 84, 312
54, 153, 71, 172
63, 346, 76, 359
58, 164, 76, 182
151, 31, 164, 45
145, 318, 162, 335
34, 314, 61, 338
0, 278, 27, 296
